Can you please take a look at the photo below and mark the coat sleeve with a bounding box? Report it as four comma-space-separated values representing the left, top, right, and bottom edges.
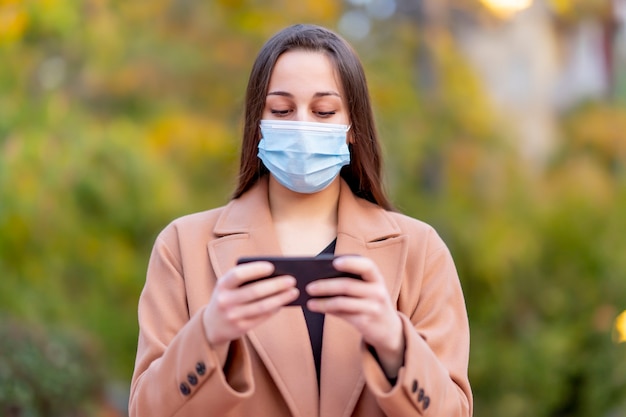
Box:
128, 226, 255, 417
362, 226, 473, 416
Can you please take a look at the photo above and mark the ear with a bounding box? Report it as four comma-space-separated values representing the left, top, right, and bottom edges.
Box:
346, 124, 355, 144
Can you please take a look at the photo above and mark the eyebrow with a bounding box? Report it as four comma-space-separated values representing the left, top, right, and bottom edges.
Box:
267, 91, 341, 98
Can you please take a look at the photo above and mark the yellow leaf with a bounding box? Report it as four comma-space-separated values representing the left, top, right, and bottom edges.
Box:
615, 310, 626, 344
0, 3, 28, 44
547, 0, 570, 15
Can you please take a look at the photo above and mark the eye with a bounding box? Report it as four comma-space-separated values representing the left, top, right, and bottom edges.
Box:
270, 109, 292, 117
315, 111, 336, 118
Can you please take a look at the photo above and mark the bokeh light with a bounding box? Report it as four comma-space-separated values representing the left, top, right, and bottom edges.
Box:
614, 310, 626, 343
480, 0, 534, 18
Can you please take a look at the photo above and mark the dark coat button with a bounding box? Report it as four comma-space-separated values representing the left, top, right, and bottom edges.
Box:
412, 379, 419, 393
196, 361, 206, 376
423, 396, 430, 410
187, 373, 198, 386
180, 382, 191, 396
418, 388, 424, 402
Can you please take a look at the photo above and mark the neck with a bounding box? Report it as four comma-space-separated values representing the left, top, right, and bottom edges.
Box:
268, 176, 341, 255
268, 177, 341, 224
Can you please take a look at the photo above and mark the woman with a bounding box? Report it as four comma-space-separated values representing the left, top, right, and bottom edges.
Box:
129, 24, 472, 417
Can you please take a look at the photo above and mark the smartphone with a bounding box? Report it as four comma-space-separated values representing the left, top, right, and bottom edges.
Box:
236, 254, 361, 307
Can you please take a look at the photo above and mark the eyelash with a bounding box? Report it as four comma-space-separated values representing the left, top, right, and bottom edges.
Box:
270, 109, 291, 116
270, 109, 336, 118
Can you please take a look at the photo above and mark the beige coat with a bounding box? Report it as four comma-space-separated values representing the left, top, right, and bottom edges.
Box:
129, 178, 472, 416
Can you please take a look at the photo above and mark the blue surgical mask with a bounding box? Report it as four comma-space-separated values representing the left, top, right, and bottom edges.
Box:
258, 120, 351, 194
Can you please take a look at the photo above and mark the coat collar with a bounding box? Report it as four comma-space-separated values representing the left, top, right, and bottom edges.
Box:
211, 176, 401, 241
207, 177, 407, 417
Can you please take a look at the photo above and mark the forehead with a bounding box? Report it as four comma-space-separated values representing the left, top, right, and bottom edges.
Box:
267, 50, 343, 94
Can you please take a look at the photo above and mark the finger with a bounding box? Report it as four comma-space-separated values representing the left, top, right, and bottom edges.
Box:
332, 256, 381, 283
222, 261, 275, 288
305, 277, 371, 299
306, 295, 382, 317
218, 275, 297, 310
228, 287, 300, 321
236, 276, 298, 304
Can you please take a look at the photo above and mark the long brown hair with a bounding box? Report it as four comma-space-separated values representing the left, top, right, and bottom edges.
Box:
233, 24, 392, 210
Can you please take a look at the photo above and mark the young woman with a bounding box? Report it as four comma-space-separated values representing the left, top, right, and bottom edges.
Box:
129, 24, 472, 417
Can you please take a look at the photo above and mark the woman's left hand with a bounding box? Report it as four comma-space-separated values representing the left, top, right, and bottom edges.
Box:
305, 255, 404, 379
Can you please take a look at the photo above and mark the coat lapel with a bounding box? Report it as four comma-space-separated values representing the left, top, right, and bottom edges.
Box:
207, 178, 319, 417
207, 178, 408, 417
319, 181, 407, 417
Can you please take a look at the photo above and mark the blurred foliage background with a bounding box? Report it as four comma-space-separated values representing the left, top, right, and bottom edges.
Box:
1, 0, 625, 415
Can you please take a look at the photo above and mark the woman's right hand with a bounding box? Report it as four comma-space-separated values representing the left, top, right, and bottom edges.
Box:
202, 261, 299, 347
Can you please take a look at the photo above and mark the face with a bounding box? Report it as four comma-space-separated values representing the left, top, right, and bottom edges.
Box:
263, 50, 350, 127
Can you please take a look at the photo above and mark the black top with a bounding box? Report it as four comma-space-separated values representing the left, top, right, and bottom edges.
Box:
304, 239, 336, 387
